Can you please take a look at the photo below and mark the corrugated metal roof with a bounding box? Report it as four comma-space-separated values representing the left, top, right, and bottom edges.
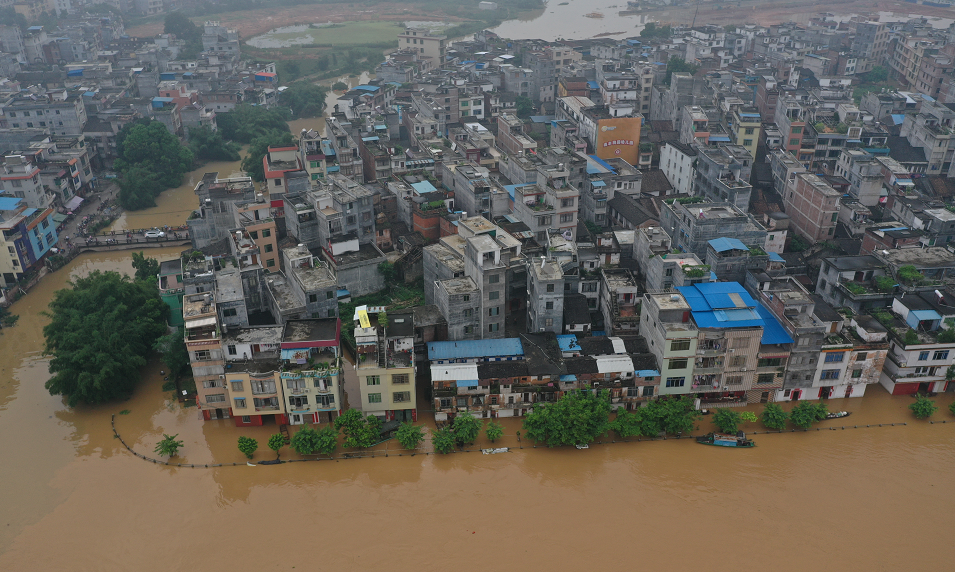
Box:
428, 339, 524, 360
596, 355, 634, 373
609, 337, 627, 354
708, 237, 749, 252
410, 181, 437, 194
756, 303, 794, 345
430, 363, 479, 381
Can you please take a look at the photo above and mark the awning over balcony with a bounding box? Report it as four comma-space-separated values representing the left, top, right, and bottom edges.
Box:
185, 317, 217, 329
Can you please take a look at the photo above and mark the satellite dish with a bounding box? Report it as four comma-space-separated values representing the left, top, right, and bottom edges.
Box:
562, 230, 573, 240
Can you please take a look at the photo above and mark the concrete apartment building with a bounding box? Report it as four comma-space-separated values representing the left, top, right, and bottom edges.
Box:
325, 114, 364, 180
578, 155, 641, 228
262, 145, 302, 207
834, 149, 884, 207
398, 27, 447, 66
852, 21, 890, 67
354, 309, 417, 421
186, 291, 229, 421
497, 113, 537, 156
691, 145, 754, 211
879, 292, 955, 396
640, 292, 698, 396
659, 200, 767, 259
729, 107, 761, 159
660, 141, 697, 196
278, 319, 343, 424
2, 91, 88, 136
510, 161, 579, 244
782, 173, 841, 243
527, 258, 565, 334
899, 100, 954, 176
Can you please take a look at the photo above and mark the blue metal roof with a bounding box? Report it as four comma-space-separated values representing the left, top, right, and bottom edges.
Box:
353, 85, 379, 92
20, 208, 37, 217
591, 180, 606, 187
636, 370, 660, 377
709, 135, 731, 142
428, 338, 524, 360
768, 251, 785, 262
457, 379, 480, 388
361, 136, 379, 142
559, 374, 577, 382
891, 114, 906, 125
912, 309, 942, 322
411, 181, 437, 194
588, 155, 617, 173
708, 237, 749, 253
529, 115, 555, 123
503, 184, 519, 200
587, 80, 599, 89
557, 334, 580, 352
0, 197, 22, 211
756, 303, 794, 345
678, 282, 758, 312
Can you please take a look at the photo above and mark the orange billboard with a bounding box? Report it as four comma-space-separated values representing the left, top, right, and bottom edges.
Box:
595, 116, 642, 165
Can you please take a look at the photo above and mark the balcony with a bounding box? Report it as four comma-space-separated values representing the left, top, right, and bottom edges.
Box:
255, 404, 280, 412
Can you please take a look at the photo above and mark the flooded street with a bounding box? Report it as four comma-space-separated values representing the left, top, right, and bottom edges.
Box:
1, 246, 955, 569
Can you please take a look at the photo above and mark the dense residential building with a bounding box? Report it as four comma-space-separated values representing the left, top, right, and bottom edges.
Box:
782, 173, 841, 243
354, 308, 417, 421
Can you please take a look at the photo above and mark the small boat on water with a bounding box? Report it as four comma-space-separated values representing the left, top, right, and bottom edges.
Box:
575, 444, 590, 449
696, 431, 755, 448
825, 411, 851, 420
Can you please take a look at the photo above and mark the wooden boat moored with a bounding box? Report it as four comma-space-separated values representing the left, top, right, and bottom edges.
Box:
696, 431, 755, 448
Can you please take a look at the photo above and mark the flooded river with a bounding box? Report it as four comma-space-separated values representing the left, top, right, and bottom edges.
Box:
2, 250, 955, 568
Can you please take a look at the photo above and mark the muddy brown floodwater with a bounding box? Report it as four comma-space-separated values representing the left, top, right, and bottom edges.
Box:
3, 253, 955, 569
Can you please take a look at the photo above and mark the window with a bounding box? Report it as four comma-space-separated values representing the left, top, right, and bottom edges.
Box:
267, 259, 275, 267
393, 374, 410, 385
326, 291, 334, 299
241, 416, 251, 423
489, 291, 500, 300
251, 379, 276, 394
756, 373, 775, 384
489, 323, 500, 332
368, 393, 382, 403
393, 391, 411, 403
560, 213, 573, 223
791, 126, 803, 134
820, 370, 840, 380
643, 386, 655, 397
262, 229, 271, 238
309, 294, 318, 303
194, 350, 211, 361
824, 352, 845, 363
789, 138, 799, 146
851, 369, 863, 379
665, 377, 685, 388
914, 366, 934, 375
546, 284, 555, 293
726, 376, 743, 385
222, 308, 237, 318
464, 326, 474, 334
757, 357, 784, 367
230, 381, 244, 392
545, 301, 554, 310
366, 375, 381, 386
439, 398, 452, 408
489, 307, 500, 316
207, 394, 225, 403
669, 359, 688, 369
265, 244, 273, 253
670, 339, 691, 352
743, 139, 753, 146
233, 398, 247, 409
919, 351, 929, 361
730, 356, 747, 367
463, 308, 473, 317
933, 350, 949, 360
855, 352, 867, 361
328, 309, 336, 318
463, 295, 470, 302
227, 345, 237, 355
489, 274, 499, 283
744, 127, 754, 135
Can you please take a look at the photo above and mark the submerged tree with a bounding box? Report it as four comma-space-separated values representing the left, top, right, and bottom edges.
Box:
431, 427, 456, 454
154, 434, 184, 457
713, 408, 742, 434
396, 422, 425, 450
523, 390, 612, 447
267, 433, 286, 459
761, 403, 789, 430
237, 436, 258, 459
910, 395, 938, 419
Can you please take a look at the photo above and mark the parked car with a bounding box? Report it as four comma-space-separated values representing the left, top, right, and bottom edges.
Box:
144, 230, 165, 238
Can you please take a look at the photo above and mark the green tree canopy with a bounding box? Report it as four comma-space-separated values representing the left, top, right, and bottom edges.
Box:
237, 436, 258, 459
241, 130, 296, 182
314, 426, 339, 456
43, 271, 169, 406
452, 411, 481, 446
790, 402, 827, 429
217, 105, 290, 143
910, 395, 938, 419
188, 126, 241, 162
130, 251, 160, 282
116, 120, 194, 188
431, 426, 456, 454
523, 389, 612, 447
289, 425, 322, 455
280, 81, 328, 118
640, 22, 673, 39
333, 408, 382, 449
164, 12, 202, 59
665, 56, 700, 83
485, 420, 504, 442
713, 408, 742, 434
761, 403, 789, 430
267, 433, 286, 459
515, 95, 534, 119
396, 422, 424, 450
117, 166, 164, 211
153, 327, 190, 382
154, 434, 183, 457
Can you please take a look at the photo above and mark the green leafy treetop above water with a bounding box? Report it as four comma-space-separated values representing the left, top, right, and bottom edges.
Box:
43, 271, 169, 407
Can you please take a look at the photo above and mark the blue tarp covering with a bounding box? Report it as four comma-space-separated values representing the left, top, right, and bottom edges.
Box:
325, 165, 340, 173
591, 180, 606, 187
503, 184, 520, 200
678, 282, 759, 312
587, 81, 599, 89
709, 135, 731, 142
891, 114, 906, 125
708, 237, 749, 252
559, 374, 578, 382
353, 85, 379, 92
529, 115, 555, 123
321, 141, 335, 156
411, 181, 437, 195
557, 335, 580, 352
457, 379, 480, 388
67, 69, 83, 76
592, 330, 607, 337
636, 370, 660, 377
428, 338, 524, 360
361, 136, 379, 142
756, 303, 795, 345
0, 197, 22, 210
768, 251, 785, 262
